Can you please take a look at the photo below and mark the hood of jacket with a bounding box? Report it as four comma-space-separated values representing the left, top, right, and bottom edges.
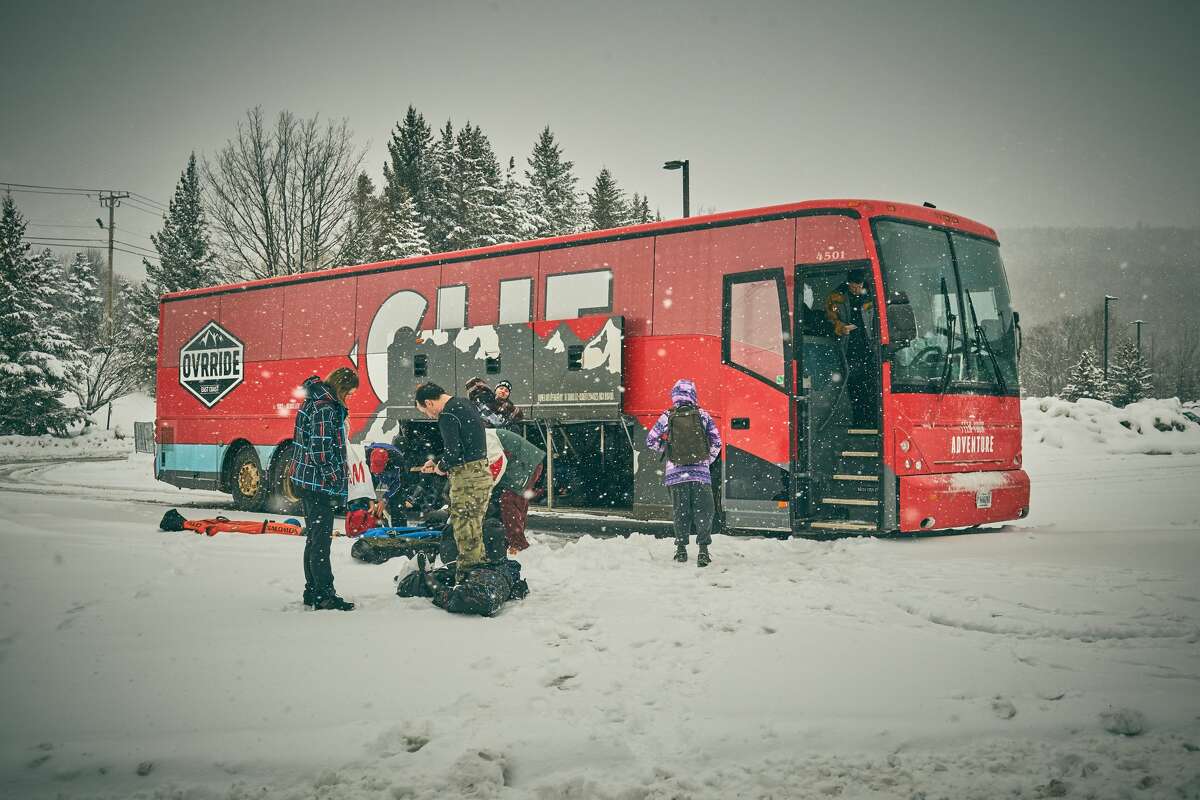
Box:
302, 375, 339, 406
670, 379, 698, 407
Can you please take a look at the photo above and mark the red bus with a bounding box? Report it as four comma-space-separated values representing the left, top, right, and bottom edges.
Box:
156, 198, 1029, 535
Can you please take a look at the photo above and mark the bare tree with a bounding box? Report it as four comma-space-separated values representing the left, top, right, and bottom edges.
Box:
204, 107, 366, 280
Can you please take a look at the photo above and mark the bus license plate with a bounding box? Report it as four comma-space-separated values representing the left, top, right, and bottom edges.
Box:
976, 489, 993, 509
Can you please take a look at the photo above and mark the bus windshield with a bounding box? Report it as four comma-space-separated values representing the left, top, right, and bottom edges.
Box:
874, 220, 1018, 394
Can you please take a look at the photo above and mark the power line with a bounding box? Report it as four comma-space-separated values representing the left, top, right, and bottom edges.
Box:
1, 181, 166, 207
28, 222, 156, 244
24, 236, 159, 258
1, 181, 109, 193
23, 238, 161, 264
129, 192, 167, 210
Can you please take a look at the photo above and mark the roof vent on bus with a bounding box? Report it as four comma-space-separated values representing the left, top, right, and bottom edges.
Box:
922, 201, 937, 208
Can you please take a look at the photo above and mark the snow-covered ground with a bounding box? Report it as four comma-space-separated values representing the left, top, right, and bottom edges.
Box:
1, 399, 1198, 799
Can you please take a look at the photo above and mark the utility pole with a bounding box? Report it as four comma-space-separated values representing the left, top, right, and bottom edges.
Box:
1130, 320, 1146, 354
1103, 295, 1118, 381
98, 191, 129, 341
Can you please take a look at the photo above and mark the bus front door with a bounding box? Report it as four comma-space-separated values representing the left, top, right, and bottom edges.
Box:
794, 264, 882, 534
719, 269, 793, 533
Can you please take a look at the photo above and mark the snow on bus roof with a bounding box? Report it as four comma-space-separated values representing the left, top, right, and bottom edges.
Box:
161, 198, 996, 303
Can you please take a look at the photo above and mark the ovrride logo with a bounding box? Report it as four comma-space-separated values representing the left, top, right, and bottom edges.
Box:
180, 321, 244, 408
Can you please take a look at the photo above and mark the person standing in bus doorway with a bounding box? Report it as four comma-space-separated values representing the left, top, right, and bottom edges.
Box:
414, 382, 492, 579
289, 367, 359, 611
645, 379, 723, 567
826, 268, 878, 427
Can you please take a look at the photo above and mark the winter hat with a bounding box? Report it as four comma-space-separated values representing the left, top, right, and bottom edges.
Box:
497, 380, 512, 391
847, 268, 868, 284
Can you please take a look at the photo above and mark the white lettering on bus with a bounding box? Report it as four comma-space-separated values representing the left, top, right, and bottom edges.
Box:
950, 434, 995, 455
181, 348, 241, 380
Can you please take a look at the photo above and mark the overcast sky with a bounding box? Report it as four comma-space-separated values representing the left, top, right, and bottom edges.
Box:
2, 0, 1198, 280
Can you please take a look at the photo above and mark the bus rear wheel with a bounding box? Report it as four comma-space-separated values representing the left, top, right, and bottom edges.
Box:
229, 446, 268, 511
267, 443, 303, 515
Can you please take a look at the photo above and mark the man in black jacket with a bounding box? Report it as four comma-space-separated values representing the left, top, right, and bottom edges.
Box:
414, 382, 492, 573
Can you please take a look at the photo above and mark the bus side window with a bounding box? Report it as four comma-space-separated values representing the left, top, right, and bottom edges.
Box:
499, 278, 533, 324
437, 285, 467, 329
545, 270, 612, 320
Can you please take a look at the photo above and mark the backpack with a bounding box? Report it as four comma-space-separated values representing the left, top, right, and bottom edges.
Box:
666, 404, 710, 465
428, 560, 526, 616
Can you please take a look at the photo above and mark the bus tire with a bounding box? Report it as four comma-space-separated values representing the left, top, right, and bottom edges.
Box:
229, 446, 268, 512
267, 443, 303, 515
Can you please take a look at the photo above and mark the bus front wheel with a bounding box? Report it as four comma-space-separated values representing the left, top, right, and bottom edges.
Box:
229, 446, 268, 511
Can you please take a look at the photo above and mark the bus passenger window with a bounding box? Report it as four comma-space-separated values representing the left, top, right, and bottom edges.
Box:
499, 278, 533, 324
545, 270, 612, 320
725, 275, 786, 385
437, 285, 467, 330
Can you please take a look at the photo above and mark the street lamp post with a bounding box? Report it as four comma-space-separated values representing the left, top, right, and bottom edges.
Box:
1130, 319, 1145, 354
662, 159, 689, 218
1103, 295, 1118, 381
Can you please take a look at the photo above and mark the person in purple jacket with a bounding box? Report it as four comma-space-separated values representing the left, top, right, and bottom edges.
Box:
646, 378, 723, 567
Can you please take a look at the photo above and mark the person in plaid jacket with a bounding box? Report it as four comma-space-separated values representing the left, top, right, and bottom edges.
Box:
290, 368, 358, 610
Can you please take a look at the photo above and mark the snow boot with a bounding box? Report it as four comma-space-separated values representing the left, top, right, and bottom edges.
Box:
302, 588, 317, 608
697, 546, 711, 568
314, 595, 355, 611
674, 544, 688, 563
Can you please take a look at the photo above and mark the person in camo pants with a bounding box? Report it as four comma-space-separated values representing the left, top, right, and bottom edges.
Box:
414, 381, 492, 575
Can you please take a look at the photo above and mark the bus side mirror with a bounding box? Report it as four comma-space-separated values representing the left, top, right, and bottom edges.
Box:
1012, 310, 1022, 359
886, 291, 916, 345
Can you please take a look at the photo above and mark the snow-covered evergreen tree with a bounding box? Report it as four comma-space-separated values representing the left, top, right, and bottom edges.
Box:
1107, 340, 1154, 407
338, 173, 382, 266
587, 168, 627, 231
373, 190, 430, 261
132, 153, 217, 392
58, 252, 141, 417
442, 123, 508, 251
1057, 348, 1110, 403
625, 193, 654, 225
524, 126, 581, 237
383, 107, 446, 251
498, 156, 545, 243
0, 196, 87, 435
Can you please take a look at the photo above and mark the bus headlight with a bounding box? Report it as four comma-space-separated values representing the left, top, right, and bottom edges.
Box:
899, 439, 911, 453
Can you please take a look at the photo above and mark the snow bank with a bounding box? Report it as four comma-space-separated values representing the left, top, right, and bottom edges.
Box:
1023, 396, 1200, 455
0, 393, 154, 462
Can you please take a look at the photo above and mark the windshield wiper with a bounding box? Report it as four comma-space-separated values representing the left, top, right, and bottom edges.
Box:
963, 289, 1008, 394
936, 275, 957, 394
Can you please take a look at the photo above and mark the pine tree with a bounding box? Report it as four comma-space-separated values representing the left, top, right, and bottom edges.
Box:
524, 126, 581, 237
424, 119, 458, 253
625, 193, 654, 225
1107, 340, 1154, 407
498, 156, 544, 243
0, 196, 87, 435
58, 252, 141, 416
373, 190, 431, 261
339, 173, 382, 266
1057, 348, 1110, 403
587, 168, 627, 231
382, 106, 445, 250
443, 123, 508, 251
133, 154, 217, 392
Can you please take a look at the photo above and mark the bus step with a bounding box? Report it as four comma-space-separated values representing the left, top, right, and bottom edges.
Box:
821, 497, 879, 507
840, 450, 879, 458
847, 428, 879, 436
809, 520, 877, 532
833, 473, 878, 482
